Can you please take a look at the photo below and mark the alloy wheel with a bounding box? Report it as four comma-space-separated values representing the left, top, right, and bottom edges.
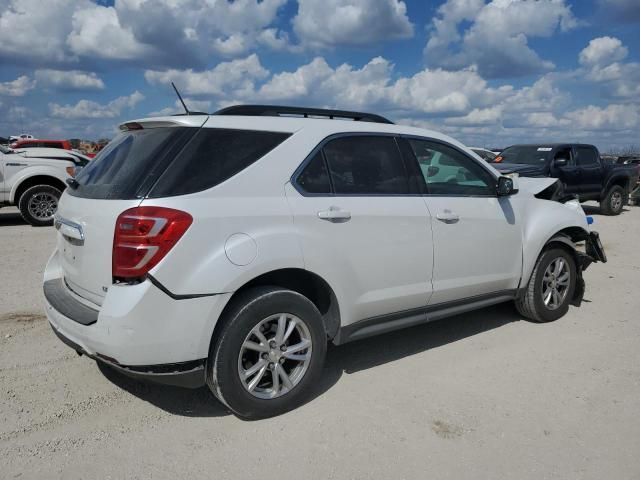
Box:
237, 313, 312, 400
27, 192, 58, 221
541, 257, 571, 310
611, 191, 623, 212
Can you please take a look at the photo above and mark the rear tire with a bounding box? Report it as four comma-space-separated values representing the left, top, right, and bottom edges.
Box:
600, 185, 625, 215
18, 184, 61, 226
516, 247, 577, 323
206, 286, 327, 419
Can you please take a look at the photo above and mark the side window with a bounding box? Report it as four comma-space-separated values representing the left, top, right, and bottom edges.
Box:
150, 129, 290, 198
576, 147, 598, 166
407, 139, 495, 196
322, 136, 410, 194
297, 151, 331, 194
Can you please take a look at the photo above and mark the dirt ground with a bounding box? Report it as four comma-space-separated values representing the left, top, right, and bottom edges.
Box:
1, 203, 639, 479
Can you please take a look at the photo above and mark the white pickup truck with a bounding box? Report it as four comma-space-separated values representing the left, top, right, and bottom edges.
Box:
0, 146, 90, 226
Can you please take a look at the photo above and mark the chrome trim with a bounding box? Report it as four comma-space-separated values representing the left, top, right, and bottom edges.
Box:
54, 214, 85, 241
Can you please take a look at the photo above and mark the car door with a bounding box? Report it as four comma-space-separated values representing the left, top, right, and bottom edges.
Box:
285, 134, 434, 326
550, 146, 581, 195
402, 137, 522, 305
575, 146, 603, 196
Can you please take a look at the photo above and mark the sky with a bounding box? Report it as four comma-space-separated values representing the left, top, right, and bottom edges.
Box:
0, 0, 639, 151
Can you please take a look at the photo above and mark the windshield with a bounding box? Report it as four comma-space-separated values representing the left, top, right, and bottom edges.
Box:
472, 149, 496, 161
498, 146, 553, 165
70, 127, 197, 200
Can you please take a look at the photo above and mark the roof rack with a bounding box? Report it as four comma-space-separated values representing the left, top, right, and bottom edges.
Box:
213, 105, 394, 124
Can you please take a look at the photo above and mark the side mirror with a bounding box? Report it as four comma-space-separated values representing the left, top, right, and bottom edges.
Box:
427, 165, 440, 177
497, 176, 518, 196
555, 157, 568, 167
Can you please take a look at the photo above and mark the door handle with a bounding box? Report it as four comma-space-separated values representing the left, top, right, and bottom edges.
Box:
436, 211, 460, 224
318, 207, 351, 223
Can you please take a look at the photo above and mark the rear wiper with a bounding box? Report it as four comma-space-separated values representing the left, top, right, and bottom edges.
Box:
66, 178, 80, 189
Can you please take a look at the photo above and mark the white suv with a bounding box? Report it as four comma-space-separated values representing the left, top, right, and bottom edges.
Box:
44, 106, 606, 418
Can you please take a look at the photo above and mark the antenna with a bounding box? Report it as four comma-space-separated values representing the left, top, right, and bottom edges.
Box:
171, 82, 190, 115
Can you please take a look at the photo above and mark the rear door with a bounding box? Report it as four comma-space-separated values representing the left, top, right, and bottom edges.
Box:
56, 125, 197, 306
285, 134, 433, 325
403, 138, 522, 304
575, 146, 603, 196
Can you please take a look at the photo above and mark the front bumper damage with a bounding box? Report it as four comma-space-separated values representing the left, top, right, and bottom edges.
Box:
571, 231, 607, 307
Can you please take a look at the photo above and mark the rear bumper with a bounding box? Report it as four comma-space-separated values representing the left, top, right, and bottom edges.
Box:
50, 323, 206, 388
43, 249, 232, 379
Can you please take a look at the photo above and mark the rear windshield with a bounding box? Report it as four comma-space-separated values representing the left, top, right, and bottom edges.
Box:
499, 146, 552, 165
69, 127, 290, 200
69, 127, 196, 200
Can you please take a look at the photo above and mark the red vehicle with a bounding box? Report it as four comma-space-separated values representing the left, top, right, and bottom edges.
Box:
10, 139, 72, 150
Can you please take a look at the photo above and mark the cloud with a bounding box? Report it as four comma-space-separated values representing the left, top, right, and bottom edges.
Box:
425, 0, 578, 78
292, 0, 413, 48
444, 106, 503, 126
0, 0, 290, 69
66, 3, 151, 61
49, 91, 144, 119
565, 104, 639, 131
35, 69, 105, 91
148, 98, 212, 116
579, 37, 628, 67
241, 56, 514, 118
579, 37, 640, 99
0, 0, 86, 66
145, 54, 269, 96
0, 76, 36, 96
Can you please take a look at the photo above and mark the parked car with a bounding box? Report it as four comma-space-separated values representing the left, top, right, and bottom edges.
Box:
8, 134, 34, 142
470, 147, 497, 162
44, 106, 606, 419
0, 146, 89, 225
10, 139, 73, 150
493, 144, 639, 215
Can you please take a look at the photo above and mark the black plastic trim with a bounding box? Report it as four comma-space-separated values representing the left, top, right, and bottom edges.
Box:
214, 105, 393, 124
146, 274, 220, 300
44, 278, 99, 326
49, 323, 206, 389
334, 290, 517, 344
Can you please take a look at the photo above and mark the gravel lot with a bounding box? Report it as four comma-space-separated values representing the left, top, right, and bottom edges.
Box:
1, 203, 639, 479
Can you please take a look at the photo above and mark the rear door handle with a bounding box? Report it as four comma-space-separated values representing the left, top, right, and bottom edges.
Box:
318, 207, 351, 223
436, 211, 460, 224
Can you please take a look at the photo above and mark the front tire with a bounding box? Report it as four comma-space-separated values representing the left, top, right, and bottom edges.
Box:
207, 286, 327, 419
516, 247, 577, 323
18, 184, 61, 226
600, 185, 625, 215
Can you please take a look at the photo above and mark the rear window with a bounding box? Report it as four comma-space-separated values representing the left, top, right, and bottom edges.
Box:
69, 127, 196, 200
499, 146, 553, 165
148, 128, 290, 198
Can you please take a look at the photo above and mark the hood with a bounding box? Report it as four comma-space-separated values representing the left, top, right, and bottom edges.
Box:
493, 163, 547, 177
516, 177, 558, 196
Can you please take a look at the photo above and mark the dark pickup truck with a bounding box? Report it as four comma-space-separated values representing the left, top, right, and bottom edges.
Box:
493, 143, 639, 215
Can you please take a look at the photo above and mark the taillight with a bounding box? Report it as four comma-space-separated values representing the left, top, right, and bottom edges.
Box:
112, 206, 193, 279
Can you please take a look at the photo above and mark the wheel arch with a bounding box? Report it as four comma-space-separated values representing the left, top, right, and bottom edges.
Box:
11, 174, 66, 204
602, 175, 630, 199
520, 226, 588, 305
210, 268, 341, 349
